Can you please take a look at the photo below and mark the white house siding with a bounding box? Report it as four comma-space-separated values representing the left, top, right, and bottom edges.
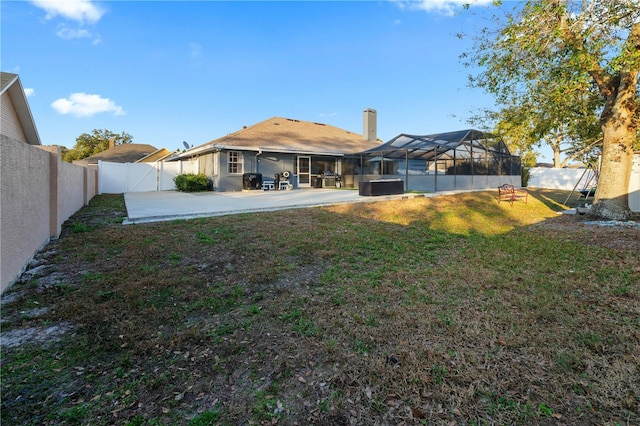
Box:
1, 91, 27, 143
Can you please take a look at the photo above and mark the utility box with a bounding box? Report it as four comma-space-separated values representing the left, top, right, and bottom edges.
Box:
359, 179, 404, 196
242, 173, 263, 190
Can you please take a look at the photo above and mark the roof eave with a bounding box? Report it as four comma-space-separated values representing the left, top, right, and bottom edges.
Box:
5, 75, 41, 145
173, 144, 345, 159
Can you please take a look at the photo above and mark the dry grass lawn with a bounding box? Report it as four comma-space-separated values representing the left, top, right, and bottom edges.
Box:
1, 189, 639, 425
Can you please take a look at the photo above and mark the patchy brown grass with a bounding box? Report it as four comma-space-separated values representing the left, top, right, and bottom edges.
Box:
2, 190, 639, 425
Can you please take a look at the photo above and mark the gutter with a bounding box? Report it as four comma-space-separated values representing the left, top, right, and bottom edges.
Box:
172, 144, 346, 158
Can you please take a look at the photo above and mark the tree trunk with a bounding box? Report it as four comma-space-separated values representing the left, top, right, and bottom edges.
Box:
591, 80, 636, 220
553, 148, 562, 168
589, 22, 639, 221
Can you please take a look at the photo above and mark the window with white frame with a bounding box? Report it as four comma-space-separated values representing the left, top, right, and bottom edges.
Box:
227, 151, 243, 174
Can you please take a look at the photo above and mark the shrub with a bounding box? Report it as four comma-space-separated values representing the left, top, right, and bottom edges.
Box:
174, 173, 211, 192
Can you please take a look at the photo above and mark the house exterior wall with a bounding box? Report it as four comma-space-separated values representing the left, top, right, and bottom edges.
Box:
213, 150, 300, 192
197, 152, 218, 190
1, 91, 28, 143
216, 150, 244, 192
1, 138, 97, 294
256, 154, 297, 185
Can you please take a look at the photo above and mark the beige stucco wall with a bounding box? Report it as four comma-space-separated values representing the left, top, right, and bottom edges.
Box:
1, 138, 97, 294
42, 146, 89, 237
87, 164, 98, 203
1, 137, 51, 293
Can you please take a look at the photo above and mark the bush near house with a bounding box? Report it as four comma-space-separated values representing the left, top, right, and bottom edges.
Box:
174, 173, 211, 192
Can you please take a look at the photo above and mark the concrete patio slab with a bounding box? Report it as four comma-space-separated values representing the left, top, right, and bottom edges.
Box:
123, 189, 438, 224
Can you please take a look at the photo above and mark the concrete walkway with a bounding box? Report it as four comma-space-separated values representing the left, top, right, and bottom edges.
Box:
123, 189, 442, 224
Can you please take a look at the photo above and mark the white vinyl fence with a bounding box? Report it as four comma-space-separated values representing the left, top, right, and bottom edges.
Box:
98, 160, 198, 194
528, 167, 597, 190
528, 153, 640, 212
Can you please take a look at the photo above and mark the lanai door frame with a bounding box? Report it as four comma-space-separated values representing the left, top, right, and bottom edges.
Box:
297, 155, 311, 188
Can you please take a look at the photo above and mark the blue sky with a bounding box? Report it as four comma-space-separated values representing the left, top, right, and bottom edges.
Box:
3, 0, 542, 158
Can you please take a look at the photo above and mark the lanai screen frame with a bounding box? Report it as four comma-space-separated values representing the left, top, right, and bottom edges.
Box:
345, 129, 521, 178
339, 129, 522, 192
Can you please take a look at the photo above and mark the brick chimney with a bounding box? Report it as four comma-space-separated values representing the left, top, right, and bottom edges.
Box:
363, 108, 377, 142
109, 138, 115, 149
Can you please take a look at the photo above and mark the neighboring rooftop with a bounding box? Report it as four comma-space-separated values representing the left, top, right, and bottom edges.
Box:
74, 144, 159, 165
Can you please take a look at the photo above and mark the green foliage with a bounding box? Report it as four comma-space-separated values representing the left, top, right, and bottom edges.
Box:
174, 173, 211, 192
462, 0, 639, 217
62, 129, 133, 162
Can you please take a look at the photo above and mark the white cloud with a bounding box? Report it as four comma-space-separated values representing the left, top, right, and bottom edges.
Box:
30, 0, 105, 24
51, 92, 125, 117
394, 0, 493, 16
55, 23, 102, 43
24, 88, 35, 97
56, 24, 91, 39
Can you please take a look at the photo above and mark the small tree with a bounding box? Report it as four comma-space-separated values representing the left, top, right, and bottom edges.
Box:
63, 129, 133, 162
471, 95, 603, 168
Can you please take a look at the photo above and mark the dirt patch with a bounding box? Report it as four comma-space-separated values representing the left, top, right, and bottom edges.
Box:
1, 323, 74, 349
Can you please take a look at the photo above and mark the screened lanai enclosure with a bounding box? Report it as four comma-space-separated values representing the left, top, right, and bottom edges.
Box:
341, 129, 522, 192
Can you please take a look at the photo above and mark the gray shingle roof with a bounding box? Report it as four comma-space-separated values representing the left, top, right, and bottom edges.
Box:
198, 117, 381, 155
79, 144, 159, 164
1, 72, 19, 93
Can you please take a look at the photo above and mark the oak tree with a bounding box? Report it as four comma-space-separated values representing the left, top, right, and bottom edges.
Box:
63, 129, 133, 162
464, 0, 639, 220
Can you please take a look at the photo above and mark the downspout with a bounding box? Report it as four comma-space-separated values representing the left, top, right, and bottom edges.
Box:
255, 149, 262, 174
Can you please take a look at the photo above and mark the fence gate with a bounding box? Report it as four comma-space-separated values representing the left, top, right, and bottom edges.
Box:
98, 160, 199, 194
